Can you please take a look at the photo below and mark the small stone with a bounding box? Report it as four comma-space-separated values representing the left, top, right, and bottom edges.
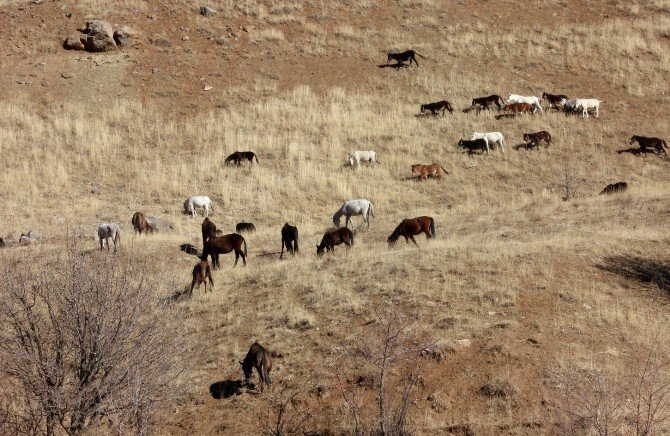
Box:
182, 35, 190, 41
203, 85, 212, 91
113, 26, 133, 47
61, 72, 74, 79
151, 68, 159, 74
63, 33, 85, 50
215, 36, 227, 45
200, 6, 216, 17
582, 303, 592, 310
455, 339, 471, 348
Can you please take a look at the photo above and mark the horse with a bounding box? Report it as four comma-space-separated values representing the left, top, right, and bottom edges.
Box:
458, 139, 489, 155
349, 150, 378, 167
317, 227, 354, 255
411, 163, 449, 180
522, 131, 552, 149
240, 342, 272, 392
184, 196, 212, 218
236, 222, 256, 234
202, 217, 217, 245
471, 132, 506, 153
225, 151, 259, 166
387, 50, 423, 66
542, 92, 568, 109
387, 216, 435, 246
333, 199, 374, 228
575, 99, 602, 118
630, 136, 667, 156
600, 182, 628, 195
131, 212, 154, 235
471, 95, 504, 113
502, 102, 538, 114
280, 223, 299, 259
507, 94, 544, 113
189, 260, 213, 298
98, 223, 121, 253
561, 98, 580, 115
202, 234, 247, 268
420, 101, 454, 116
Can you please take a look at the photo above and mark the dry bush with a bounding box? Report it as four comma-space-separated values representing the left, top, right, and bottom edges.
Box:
258, 381, 314, 436
0, 245, 184, 436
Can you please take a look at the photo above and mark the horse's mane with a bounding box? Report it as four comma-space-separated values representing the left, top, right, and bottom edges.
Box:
387, 224, 402, 242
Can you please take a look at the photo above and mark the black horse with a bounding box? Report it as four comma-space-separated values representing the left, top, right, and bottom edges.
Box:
280, 223, 299, 259
225, 151, 259, 166
387, 50, 423, 66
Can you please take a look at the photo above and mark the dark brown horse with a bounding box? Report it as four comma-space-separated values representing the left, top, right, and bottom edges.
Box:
189, 260, 213, 297
131, 212, 154, 235
387, 216, 435, 246
420, 100, 454, 116
542, 92, 568, 109
387, 49, 423, 66
225, 151, 259, 166
471, 95, 504, 113
202, 217, 217, 245
630, 136, 667, 156
280, 223, 299, 259
522, 131, 552, 149
316, 227, 354, 255
240, 342, 272, 392
600, 182, 628, 195
202, 233, 247, 268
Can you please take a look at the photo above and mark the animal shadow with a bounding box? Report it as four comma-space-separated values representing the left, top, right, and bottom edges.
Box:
495, 113, 517, 120
617, 147, 665, 158
596, 255, 670, 294
513, 143, 541, 151
377, 63, 409, 70
209, 380, 248, 399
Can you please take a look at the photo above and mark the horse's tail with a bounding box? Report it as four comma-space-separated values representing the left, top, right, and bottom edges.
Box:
429, 217, 436, 238
243, 238, 248, 256
414, 51, 426, 58
440, 165, 449, 175
368, 203, 374, 219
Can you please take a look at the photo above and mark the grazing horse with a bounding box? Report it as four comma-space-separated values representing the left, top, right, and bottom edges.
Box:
472, 132, 506, 153
600, 182, 628, 195
630, 136, 667, 156
349, 150, 378, 167
458, 138, 489, 155
411, 163, 449, 180
507, 94, 544, 113
225, 151, 259, 166
542, 92, 568, 109
333, 199, 374, 228
387, 216, 435, 246
236, 222, 256, 234
387, 50, 422, 66
240, 342, 272, 392
202, 217, 218, 245
98, 223, 121, 253
420, 101, 454, 116
280, 223, 299, 259
202, 234, 247, 268
522, 131, 552, 149
131, 212, 154, 235
502, 102, 538, 114
471, 95, 504, 113
184, 196, 212, 218
189, 260, 213, 297
317, 227, 354, 255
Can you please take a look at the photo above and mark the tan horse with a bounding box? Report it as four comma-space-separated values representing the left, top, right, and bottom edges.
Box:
411, 163, 449, 180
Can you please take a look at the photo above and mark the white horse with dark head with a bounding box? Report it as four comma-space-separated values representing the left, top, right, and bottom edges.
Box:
184, 196, 212, 218
98, 223, 121, 253
333, 199, 374, 228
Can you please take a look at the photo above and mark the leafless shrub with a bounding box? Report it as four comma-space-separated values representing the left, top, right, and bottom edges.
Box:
259, 381, 313, 436
632, 356, 670, 435
0, 246, 184, 436
557, 165, 581, 201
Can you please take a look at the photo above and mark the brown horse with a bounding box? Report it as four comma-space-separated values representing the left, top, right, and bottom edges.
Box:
387, 216, 435, 246
411, 163, 449, 180
471, 95, 504, 113
240, 342, 272, 392
280, 223, 299, 259
189, 260, 213, 297
522, 131, 552, 149
503, 102, 538, 114
202, 217, 217, 245
630, 136, 667, 156
317, 227, 354, 255
131, 212, 154, 235
202, 233, 247, 268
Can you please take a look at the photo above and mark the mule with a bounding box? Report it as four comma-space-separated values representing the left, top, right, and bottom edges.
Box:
471, 95, 504, 113
202, 217, 217, 245
630, 136, 667, 156
236, 222, 256, 234
458, 138, 489, 155
184, 196, 212, 218
411, 163, 449, 180
600, 182, 628, 195
387, 216, 435, 246
522, 131, 552, 149
317, 227, 354, 255
225, 151, 259, 166
202, 234, 247, 268
189, 260, 213, 298
240, 342, 272, 392
131, 212, 154, 235
98, 223, 121, 253
280, 223, 299, 259
507, 94, 544, 113
472, 132, 506, 153
387, 50, 422, 66
333, 199, 374, 228
349, 150, 378, 167
542, 92, 568, 109
420, 101, 454, 116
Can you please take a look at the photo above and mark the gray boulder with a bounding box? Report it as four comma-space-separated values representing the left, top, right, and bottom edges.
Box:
63, 33, 85, 50
83, 20, 116, 52
146, 216, 175, 233
200, 6, 217, 17
113, 26, 133, 47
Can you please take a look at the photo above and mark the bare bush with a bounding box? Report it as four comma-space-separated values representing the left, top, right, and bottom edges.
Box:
0, 247, 183, 436
259, 381, 313, 436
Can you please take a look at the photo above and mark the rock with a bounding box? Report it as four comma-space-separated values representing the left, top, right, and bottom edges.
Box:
455, 339, 471, 348
61, 72, 74, 79
19, 235, 34, 246
113, 26, 133, 47
83, 20, 116, 52
26, 230, 41, 240
0, 238, 4, 248
151, 67, 159, 74
215, 36, 227, 45
203, 85, 212, 91
182, 35, 190, 41
63, 33, 85, 50
146, 216, 174, 233
200, 6, 216, 17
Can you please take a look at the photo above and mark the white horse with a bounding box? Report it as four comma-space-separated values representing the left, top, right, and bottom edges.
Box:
333, 199, 374, 228
575, 98, 601, 118
183, 196, 212, 218
472, 132, 506, 153
98, 223, 121, 253
560, 98, 580, 114
348, 150, 378, 168
507, 94, 544, 113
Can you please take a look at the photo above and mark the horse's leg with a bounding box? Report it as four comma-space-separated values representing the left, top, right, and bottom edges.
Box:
240, 248, 246, 266
280, 240, 285, 259
106, 237, 110, 251
409, 235, 418, 246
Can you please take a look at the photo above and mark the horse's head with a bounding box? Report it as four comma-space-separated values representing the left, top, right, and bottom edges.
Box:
316, 244, 325, 256
630, 136, 637, 145
239, 358, 253, 380
457, 139, 464, 148
410, 164, 420, 175
522, 134, 530, 143
420, 104, 426, 113
387, 53, 393, 63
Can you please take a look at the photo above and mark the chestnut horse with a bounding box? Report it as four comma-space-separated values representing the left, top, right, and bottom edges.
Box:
387, 216, 435, 246
202, 233, 247, 268
317, 227, 354, 255
240, 342, 272, 392
202, 217, 218, 245
189, 260, 213, 297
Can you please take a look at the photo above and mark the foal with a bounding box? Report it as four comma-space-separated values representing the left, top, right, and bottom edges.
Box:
189, 260, 213, 297
240, 342, 272, 392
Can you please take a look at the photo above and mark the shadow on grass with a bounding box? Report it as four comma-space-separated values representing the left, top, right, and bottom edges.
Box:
209, 379, 248, 399
597, 255, 670, 293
